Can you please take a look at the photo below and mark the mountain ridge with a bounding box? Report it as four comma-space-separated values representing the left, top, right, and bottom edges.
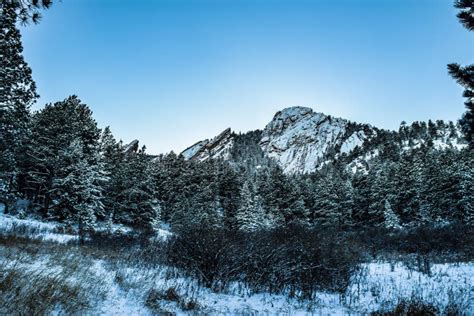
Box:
180, 106, 466, 174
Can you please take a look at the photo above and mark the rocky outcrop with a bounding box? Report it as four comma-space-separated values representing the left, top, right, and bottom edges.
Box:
181, 128, 234, 161
180, 106, 465, 174
260, 106, 374, 173
123, 139, 140, 154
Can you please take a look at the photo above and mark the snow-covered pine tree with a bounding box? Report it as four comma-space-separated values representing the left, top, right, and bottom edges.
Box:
217, 163, 242, 230
115, 146, 160, 230
0, 4, 38, 203
191, 160, 224, 229
392, 153, 422, 224
53, 139, 107, 241
351, 171, 372, 225
312, 172, 353, 227
153, 151, 188, 222
25, 96, 102, 217
299, 177, 316, 217
416, 150, 439, 223
99, 126, 124, 221
285, 178, 309, 226
448, 0, 474, 148
235, 179, 271, 232
383, 198, 401, 229
427, 149, 462, 223
459, 150, 474, 225
368, 162, 395, 225
263, 166, 308, 226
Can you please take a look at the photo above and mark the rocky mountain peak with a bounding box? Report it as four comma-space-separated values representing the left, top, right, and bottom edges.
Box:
179, 106, 464, 174
265, 107, 322, 134
123, 139, 140, 154
181, 128, 234, 161
259, 106, 364, 173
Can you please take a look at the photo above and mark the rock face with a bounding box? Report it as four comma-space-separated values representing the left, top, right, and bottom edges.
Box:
123, 139, 140, 154
181, 128, 234, 161
180, 106, 465, 174
260, 107, 374, 173
180, 107, 376, 173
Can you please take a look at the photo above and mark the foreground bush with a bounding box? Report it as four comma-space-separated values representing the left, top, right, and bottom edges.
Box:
353, 223, 474, 261
165, 224, 362, 298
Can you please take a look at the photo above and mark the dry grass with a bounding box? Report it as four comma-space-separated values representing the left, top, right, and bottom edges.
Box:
0, 235, 108, 315
0, 220, 471, 315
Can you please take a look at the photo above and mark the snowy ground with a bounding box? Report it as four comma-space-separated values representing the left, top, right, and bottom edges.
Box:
0, 206, 77, 243
0, 206, 170, 243
345, 262, 474, 314
0, 210, 472, 314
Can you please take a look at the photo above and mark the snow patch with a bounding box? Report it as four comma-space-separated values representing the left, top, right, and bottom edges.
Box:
0, 212, 77, 243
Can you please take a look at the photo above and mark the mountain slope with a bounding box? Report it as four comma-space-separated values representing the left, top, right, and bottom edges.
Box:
181, 128, 233, 161
180, 106, 466, 174
259, 107, 377, 173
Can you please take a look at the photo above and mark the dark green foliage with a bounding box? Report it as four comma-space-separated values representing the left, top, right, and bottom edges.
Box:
113, 146, 160, 230
449, 1, 474, 147
1, 0, 53, 25
0, 4, 38, 202
454, 0, 474, 31
0, 0, 472, 239
217, 163, 241, 229
229, 130, 269, 169
24, 96, 102, 219
311, 172, 353, 226
98, 127, 124, 221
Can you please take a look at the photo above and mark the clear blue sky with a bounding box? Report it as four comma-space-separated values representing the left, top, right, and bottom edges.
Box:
20, 0, 473, 154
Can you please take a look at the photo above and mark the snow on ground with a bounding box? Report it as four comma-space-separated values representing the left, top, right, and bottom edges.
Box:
345, 261, 474, 314
95, 262, 340, 315
89, 260, 473, 315
91, 260, 152, 315
0, 210, 77, 243
1, 209, 471, 314
0, 209, 172, 244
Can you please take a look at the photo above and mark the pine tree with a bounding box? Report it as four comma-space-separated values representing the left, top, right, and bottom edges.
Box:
235, 180, 272, 232
383, 198, 401, 229
99, 126, 124, 221
115, 146, 160, 230
0, 4, 38, 204
262, 167, 308, 226
351, 171, 372, 225
285, 178, 309, 225
313, 172, 353, 227
52, 139, 107, 241
153, 152, 188, 222
448, 0, 474, 148
217, 163, 242, 229
1, 0, 53, 25
459, 150, 474, 225
368, 162, 396, 225
432, 149, 464, 223
416, 150, 438, 224
392, 153, 422, 224
454, 0, 474, 31
190, 160, 224, 229
25, 96, 102, 217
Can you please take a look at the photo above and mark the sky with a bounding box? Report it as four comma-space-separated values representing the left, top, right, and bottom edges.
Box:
20, 0, 473, 154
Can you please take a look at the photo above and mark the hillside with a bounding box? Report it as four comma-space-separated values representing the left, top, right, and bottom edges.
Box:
181, 106, 466, 174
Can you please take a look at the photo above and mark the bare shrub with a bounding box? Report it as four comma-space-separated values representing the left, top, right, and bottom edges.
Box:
371, 297, 438, 316
0, 238, 107, 315
166, 224, 362, 298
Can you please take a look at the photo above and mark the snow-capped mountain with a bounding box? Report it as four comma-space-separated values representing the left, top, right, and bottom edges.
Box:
180, 106, 465, 174
181, 128, 234, 161
259, 107, 376, 173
